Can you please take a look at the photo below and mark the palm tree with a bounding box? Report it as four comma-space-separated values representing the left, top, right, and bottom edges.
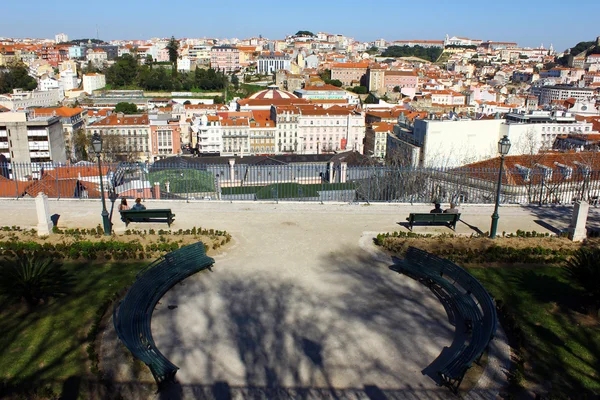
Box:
564, 248, 600, 317
0, 253, 73, 308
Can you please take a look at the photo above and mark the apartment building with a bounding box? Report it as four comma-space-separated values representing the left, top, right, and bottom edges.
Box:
0, 111, 67, 167
149, 115, 182, 160
257, 52, 292, 74
331, 62, 369, 87
83, 73, 106, 94
191, 114, 223, 154
89, 113, 151, 161
221, 116, 250, 156
0, 88, 62, 111
210, 46, 240, 73
297, 106, 365, 154
31, 107, 87, 160
539, 85, 597, 105
249, 112, 276, 154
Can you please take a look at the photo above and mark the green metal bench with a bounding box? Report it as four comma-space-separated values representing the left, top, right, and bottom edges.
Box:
120, 209, 176, 227
389, 246, 497, 394
406, 213, 460, 231
113, 242, 215, 389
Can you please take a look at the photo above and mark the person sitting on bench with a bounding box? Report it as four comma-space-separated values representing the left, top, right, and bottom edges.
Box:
430, 203, 443, 214
132, 198, 146, 211
444, 203, 459, 214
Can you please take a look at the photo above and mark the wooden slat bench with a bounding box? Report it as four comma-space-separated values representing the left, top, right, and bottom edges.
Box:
406, 213, 460, 231
120, 209, 175, 227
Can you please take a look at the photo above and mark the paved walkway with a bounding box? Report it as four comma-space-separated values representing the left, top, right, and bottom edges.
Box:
1, 199, 593, 399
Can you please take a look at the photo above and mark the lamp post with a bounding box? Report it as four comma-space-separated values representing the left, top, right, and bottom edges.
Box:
490, 135, 511, 239
91, 133, 112, 236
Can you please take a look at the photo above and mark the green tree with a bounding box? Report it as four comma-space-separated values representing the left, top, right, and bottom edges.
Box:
564, 248, 600, 316
351, 86, 368, 94
0, 63, 37, 93
114, 102, 138, 114
73, 129, 90, 161
295, 31, 315, 37
329, 79, 343, 87
166, 36, 179, 76
364, 93, 379, 104
105, 54, 139, 87
231, 74, 240, 90
381, 45, 442, 62
0, 253, 73, 309
367, 46, 379, 55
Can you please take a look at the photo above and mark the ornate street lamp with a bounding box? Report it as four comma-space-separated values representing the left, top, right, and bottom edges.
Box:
490, 135, 511, 239
91, 133, 112, 236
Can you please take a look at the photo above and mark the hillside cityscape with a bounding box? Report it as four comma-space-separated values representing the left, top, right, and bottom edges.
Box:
1, 26, 600, 400
0, 31, 599, 171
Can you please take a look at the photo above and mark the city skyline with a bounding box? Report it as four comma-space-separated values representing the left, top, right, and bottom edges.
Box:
2, 0, 599, 51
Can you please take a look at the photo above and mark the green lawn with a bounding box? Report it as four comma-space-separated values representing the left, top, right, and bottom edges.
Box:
221, 182, 356, 197
0, 261, 145, 395
255, 183, 319, 199
148, 169, 215, 193
466, 265, 600, 396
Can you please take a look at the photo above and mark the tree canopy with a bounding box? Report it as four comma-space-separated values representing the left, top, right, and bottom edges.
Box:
295, 31, 315, 37
166, 36, 179, 76
0, 63, 38, 93
104, 54, 227, 91
381, 45, 443, 62
114, 102, 138, 114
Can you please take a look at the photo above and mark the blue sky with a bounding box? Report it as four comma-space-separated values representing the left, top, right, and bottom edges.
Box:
2, 0, 599, 51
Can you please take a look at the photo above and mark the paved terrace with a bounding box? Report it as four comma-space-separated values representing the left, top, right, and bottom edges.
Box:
2, 200, 596, 399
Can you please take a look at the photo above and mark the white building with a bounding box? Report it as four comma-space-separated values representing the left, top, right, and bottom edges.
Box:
83, 73, 106, 94
539, 85, 597, 105
257, 52, 292, 74
297, 107, 365, 154
394, 111, 596, 167
55, 33, 69, 44
191, 114, 223, 154
59, 68, 79, 91
0, 88, 63, 111
177, 57, 192, 72
39, 76, 60, 92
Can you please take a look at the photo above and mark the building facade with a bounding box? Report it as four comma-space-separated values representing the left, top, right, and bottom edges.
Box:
83, 73, 106, 94
0, 111, 67, 166
257, 52, 292, 74
89, 113, 151, 162
210, 46, 240, 73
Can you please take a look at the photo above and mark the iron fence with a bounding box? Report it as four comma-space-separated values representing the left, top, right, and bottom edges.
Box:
1, 161, 600, 206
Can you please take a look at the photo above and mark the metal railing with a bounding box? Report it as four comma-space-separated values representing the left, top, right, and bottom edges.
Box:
1, 161, 600, 205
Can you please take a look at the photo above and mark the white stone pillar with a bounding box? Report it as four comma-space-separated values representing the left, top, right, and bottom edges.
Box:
340, 162, 348, 183
568, 200, 589, 241
35, 192, 52, 236
229, 158, 235, 184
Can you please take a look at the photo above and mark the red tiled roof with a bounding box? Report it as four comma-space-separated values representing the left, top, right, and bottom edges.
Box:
33, 106, 86, 118
458, 152, 600, 186
91, 114, 149, 126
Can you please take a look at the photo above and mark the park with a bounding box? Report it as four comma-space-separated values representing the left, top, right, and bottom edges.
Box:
0, 199, 599, 399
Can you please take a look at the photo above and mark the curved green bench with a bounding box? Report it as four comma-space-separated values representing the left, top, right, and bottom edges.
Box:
389, 246, 497, 394
113, 242, 215, 388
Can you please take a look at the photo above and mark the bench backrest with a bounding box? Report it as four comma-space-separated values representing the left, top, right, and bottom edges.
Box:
409, 213, 460, 223
404, 246, 496, 338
